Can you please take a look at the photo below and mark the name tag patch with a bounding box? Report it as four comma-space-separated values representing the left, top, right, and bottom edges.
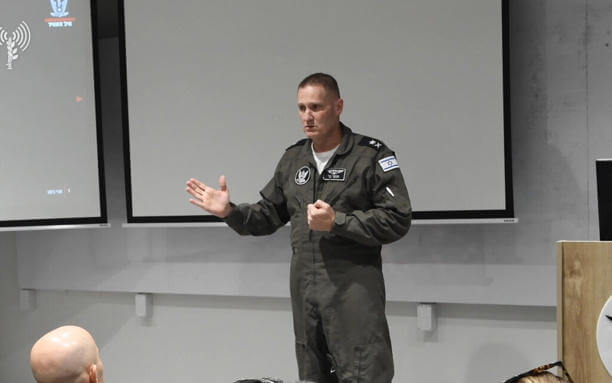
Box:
378, 156, 399, 172
322, 168, 346, 181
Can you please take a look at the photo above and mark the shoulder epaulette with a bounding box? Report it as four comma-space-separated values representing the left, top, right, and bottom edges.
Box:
286, 138, 308, 151
358, 136, 386, 151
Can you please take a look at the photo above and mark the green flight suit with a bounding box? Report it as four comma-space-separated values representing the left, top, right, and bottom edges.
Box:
225, 124, 412, 383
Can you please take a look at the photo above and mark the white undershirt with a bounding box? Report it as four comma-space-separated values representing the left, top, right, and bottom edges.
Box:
312, 143, 340, 174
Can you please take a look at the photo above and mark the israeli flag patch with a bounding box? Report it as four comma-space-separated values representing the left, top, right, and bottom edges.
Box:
378, 156, 399, 172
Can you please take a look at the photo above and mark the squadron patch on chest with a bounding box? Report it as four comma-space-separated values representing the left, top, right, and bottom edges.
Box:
322, 168, 346, 181
295, 166, 311, 185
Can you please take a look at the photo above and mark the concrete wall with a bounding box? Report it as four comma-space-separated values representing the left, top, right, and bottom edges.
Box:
0, 235, 556, 382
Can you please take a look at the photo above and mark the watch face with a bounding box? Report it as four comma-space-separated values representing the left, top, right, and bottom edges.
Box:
334, 212, 345, 226
597, 295, 612, 376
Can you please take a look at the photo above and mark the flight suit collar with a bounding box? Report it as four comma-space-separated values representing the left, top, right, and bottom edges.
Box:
300, 122, 354, 164
335, 122, 355, 156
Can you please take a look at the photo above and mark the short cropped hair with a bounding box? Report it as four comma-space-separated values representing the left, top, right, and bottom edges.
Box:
518, 372, 570, 383
298, 73, 341, 99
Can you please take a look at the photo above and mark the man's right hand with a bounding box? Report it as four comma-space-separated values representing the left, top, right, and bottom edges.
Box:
186, 175, 233, 218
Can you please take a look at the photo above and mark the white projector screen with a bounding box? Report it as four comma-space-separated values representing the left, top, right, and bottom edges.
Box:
120, 0, 512, 223
0, 0, 106, 229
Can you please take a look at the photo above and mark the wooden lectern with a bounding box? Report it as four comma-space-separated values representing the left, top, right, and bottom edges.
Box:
557, 241, 612, 382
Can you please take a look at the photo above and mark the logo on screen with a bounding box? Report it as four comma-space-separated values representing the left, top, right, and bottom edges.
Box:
46, 0, 75, 28
0, 22, 31, 70
50, 0, 70, 17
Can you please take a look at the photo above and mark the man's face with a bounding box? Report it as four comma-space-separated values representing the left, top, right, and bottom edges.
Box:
297, 84, 343, 144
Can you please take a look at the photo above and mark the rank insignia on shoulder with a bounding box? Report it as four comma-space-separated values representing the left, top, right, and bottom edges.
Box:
378, 155, 399, 172
286, 138, 308, 151
359, 136, 385, 150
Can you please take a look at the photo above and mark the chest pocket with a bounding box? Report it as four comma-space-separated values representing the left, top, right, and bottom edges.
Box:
285, 175, 313, 216
324, 175, 371, 211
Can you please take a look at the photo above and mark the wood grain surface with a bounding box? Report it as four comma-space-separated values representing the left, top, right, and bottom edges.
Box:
558, 241, 612, 382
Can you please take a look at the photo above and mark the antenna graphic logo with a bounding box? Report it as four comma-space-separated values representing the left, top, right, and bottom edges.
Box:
0, 22, 31, 70
45, 0, 75, 28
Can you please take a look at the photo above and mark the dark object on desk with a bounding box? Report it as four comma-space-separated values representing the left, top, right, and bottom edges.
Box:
597, 159, 612, 241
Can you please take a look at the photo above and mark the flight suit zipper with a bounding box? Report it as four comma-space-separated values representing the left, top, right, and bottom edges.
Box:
309, 165, 316, 242
310, 165, 317, 287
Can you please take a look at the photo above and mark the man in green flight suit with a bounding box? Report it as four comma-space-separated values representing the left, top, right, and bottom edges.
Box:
186, 73, 411, 383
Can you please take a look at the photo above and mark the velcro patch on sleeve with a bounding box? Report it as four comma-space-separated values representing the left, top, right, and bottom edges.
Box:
378, 156, 399, 172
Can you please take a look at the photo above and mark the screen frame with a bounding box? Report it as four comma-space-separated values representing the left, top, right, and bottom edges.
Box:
0, 0, 108, 229
119, 0, 513, 224
596, 159, 612, 241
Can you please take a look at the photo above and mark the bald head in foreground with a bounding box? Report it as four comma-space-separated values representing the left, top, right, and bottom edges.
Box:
517, 373, 571, 383
30, 325, 105, 383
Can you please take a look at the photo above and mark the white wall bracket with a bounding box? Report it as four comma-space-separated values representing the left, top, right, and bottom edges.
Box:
20, 289, 36, 311
417, 303, 437, 332
135, 293, 152, 318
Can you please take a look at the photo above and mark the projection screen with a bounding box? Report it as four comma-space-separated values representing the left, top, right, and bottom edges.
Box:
120, 0, 512, 223
0, 0, 106, 229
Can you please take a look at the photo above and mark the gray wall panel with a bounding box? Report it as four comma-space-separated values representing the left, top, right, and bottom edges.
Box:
16, 0, 609, 306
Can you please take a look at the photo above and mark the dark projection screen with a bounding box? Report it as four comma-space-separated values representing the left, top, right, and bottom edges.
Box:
0, 0, 106, 228
120, 0, 512, 223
